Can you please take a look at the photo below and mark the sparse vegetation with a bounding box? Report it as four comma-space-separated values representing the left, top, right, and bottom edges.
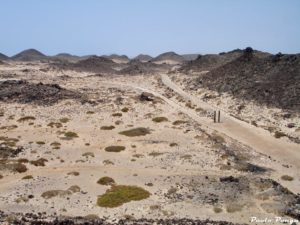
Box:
64, 131, 78, 139
105, 146, 126, 152
59, 117, 70, 123
119, 127, 150, 137
82, 152, 95, 157
101, 125, 115, 130
213, 207, 223, 213
97, 176, 115, 185
121, 107, 129, 112
172, 120, 187, 125
17, 116, 36, 122
281, 175, 294, 181
67, 171, 80, 176
169, 143, 178, 147
148, 151, 164, 157
36, 141, 45, 145
30, 158, 48, 167
22, 175, 33, 180
97, 185, 150, 207
112, 112, 122, 117
86, 111, 95, 114
152, 116, 168, 123
274, 131, 286, 139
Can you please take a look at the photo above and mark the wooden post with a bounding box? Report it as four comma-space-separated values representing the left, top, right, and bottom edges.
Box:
214, 111, 216, 123
218, 110, 221, 123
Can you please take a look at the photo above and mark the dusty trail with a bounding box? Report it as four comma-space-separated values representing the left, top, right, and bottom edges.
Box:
160, 74, 300, 173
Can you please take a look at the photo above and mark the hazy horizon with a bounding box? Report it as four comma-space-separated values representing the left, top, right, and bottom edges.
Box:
1, 0, 300, 57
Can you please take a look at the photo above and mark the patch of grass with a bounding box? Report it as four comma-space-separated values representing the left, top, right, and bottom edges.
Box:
169, 143, 178, 147
30, 158, 48, 167
152, 117, 168, 123
105, 146, 126, 152
97, 185, 150, 207
50, 142, 61, 147
119, 127, 150, 137
274, 131, 286, 139
86, 111, 95, 114
59, 117, 70, 123
101, 126, 115, 130
172, 120, 187, 126
97, 176, 115, 185
67, 171, 80, 176
82, 152, 95, 157
17, 116, 36, 122
103, 159, 114, 165
36, 141, 45, 145
180, 154, 192, 160
213, 207, 223, 213
64, 131, 78, 139
281, 175, 294, 181
22, 175, 33, 180
121, 107, 129, 112
148, 151, 164, 157
2, 163, 28, 173
112, 113, 122, 117
47, 122, 63, 128
132, 154, 144, 158
211, 133, 225, 144
226, 203, 243, 213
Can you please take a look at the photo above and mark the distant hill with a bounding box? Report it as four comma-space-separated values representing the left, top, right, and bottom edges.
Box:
193, 48, 300, 111
151, 52, 185, 64
0, 53, 9, 61
103, 54, 129, 63
181, 54, 200, 61
134, 54, 153, 62
179, 49, 271, 73
56, 56, 117, 74
11, 49, 47, 61
119, 59, 169, 75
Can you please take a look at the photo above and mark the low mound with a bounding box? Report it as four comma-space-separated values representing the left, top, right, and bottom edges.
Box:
134, 54, 153, 62
119, 60, 167, 75
151, 52, 185, 64
194, 49, 300, 111
0, 80, 85, 105
56, 56, 116, 74
11, 49, 47, 61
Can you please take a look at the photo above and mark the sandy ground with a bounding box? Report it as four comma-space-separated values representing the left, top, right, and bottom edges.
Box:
0, 62, 299, 224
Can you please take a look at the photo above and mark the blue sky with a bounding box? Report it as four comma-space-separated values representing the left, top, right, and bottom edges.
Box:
0, 0, 300, 57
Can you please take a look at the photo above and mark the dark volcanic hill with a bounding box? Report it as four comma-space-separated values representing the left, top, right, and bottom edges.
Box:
57, 56, 117, 74
103, 54, 130, 63
151, 52, 185, 64
134, 54, 153, 62
12, 49, 47, 61
195, 48, 300, 111
51, 53, 83, 63
180, 49, 271, 73
181, 54, 200, 61
118, 59, 168, 75
0, 53, 9, 60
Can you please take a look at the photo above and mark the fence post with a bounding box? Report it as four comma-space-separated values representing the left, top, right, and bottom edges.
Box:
214, 111, 216, 123
218, 110, 221, 123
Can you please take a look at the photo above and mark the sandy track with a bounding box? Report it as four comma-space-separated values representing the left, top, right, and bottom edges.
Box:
160, 74, 300, 177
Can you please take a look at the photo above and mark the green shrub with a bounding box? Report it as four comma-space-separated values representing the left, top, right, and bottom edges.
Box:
97, 185, 150, 207
64, 131, 78, 139
36, 141, 45, 145
152, 117, 168, 123
22, 175, 33, 180
119, 127, 150, 137
17, 116, 36, 122
105, 146, 126, 152
281, 175, 294, 181
59, 117, 70, 123
97, 176, 115, 185
121, 107, 129, 112
112, 113, 122, 117
101, 126, 115, 130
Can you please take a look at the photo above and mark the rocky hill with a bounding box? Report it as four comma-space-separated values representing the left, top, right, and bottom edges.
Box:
194, 48, 300, 111
151, 51, 185, 64
118, 59, 168, 75
0, 53, 9, 61
103, 54, 130, 63
11, 49, 47, 61
134, 54, 153, 62
56, 56, 117, 74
